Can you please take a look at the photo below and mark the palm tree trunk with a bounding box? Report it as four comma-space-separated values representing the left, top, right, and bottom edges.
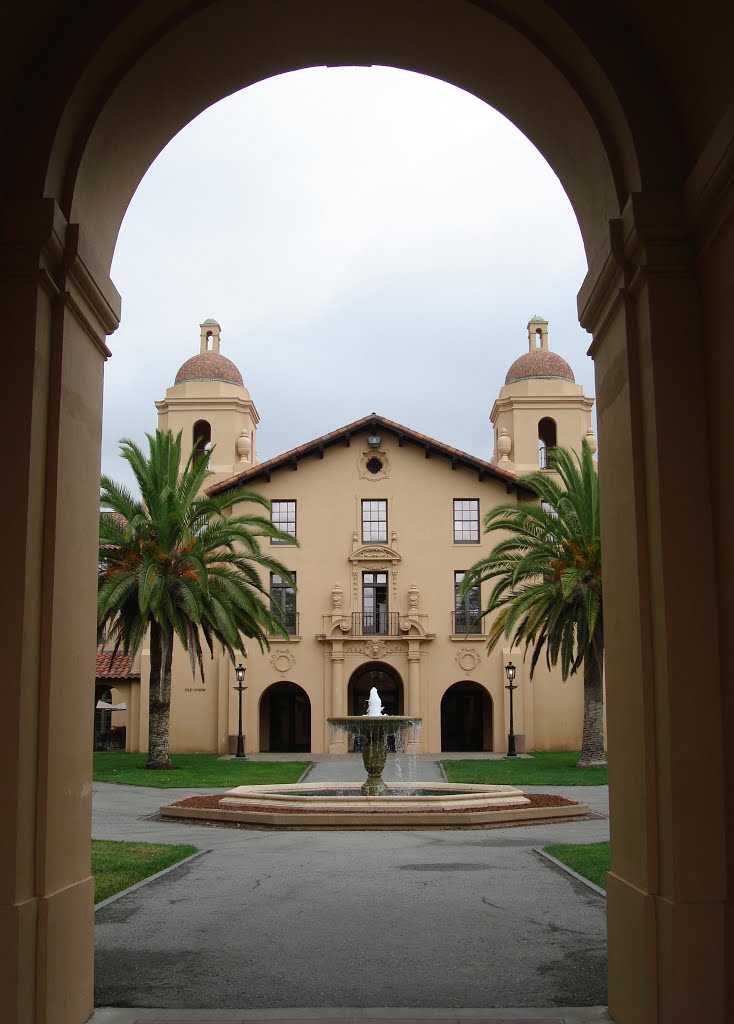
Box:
577, 641, 606, 768
146, 621, 174, 769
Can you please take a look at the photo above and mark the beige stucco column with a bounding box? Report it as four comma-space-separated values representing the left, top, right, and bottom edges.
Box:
328, 642, 346, 752
217, 656, 230, 753
0, 200, 119, 1024
127, 682, 141, 753
579, 192, 728, 1024
407, 642, 421, 752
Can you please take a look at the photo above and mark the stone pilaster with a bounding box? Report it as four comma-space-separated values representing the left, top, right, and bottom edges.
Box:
0, 198, 119, 1024
579, 192, 727, 1024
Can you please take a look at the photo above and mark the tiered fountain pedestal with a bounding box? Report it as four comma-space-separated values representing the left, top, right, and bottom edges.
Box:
327, 714, 422, 794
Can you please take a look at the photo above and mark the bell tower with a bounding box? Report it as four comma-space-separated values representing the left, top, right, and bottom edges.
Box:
155, 318, 260, 486
490, 316, 596, 475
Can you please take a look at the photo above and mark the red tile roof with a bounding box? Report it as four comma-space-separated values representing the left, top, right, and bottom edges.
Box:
207, 413, 529, 495
95, 650, 140, 680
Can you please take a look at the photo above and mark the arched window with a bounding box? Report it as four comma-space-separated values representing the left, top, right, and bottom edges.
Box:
192, 419, 212, 462
538, 417, 557, 469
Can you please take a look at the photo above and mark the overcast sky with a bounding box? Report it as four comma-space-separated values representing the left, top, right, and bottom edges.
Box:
104, 65, 594, 488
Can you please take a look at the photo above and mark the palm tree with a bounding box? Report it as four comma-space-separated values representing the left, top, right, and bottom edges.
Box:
98, 429, 296, 769
461, 440, 604, 767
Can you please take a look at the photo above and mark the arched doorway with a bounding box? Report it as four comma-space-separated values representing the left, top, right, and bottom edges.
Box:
259, 681, 311, 753
348, 662, 404, 717
347, 663, 404, 751
4, 6, 732, 1023
441, 681, 493, 752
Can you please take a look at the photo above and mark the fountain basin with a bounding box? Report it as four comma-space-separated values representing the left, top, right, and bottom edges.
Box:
160, 782, 589, 829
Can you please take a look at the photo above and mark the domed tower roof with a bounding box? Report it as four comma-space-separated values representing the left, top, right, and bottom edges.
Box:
174, 319, 244, 386
505, 316, 575, 384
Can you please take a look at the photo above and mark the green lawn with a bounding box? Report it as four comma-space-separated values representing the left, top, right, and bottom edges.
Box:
93, 752, 310, 788
92, 839, 198, 903
442, 751, 608, 785
544, 841, 610, 890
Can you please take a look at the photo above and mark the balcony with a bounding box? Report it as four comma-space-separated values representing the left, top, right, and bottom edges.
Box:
351, 611, 401, 636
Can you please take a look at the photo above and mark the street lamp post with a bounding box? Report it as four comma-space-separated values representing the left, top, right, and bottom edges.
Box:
505, 661, 518, 758
234, 663, 247, 759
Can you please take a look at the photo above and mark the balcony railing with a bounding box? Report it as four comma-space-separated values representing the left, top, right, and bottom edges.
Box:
452, 610, 483, 635
270, 610, 299, 636
538, 445, 557, 470
351, 611, 401, 636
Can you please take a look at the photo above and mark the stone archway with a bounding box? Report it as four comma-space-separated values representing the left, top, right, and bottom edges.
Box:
348, 662, 404, 718
347, 662, 404, 752
441, 681, 493, 753
2, 5, 733, 1023
259, 681, 311, 753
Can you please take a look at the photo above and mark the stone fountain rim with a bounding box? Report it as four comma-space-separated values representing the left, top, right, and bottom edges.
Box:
327, 715, 422, 723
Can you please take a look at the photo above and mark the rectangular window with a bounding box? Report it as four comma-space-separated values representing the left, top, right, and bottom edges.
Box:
270, 572, 297, 635
361, 499, 387, 543
271, 500, 296, 544
453, 498, 480, 543
362, 571, 388, 635
454, 571, 482, 634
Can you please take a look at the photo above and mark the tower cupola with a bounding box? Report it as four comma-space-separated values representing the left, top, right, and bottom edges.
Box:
174, 319, 244, 386
157, 319, 259, 485
490, 316, 594, 474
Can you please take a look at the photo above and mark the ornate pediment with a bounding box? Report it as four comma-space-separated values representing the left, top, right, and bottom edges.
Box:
349, 545, 401, 564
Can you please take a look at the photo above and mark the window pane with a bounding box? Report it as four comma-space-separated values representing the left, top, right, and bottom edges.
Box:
362, 499, 387, 542
453, 499, 479, 542
271, 500, 297, 543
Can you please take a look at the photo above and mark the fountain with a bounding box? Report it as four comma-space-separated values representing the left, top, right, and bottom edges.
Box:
159, 686, 590, 828
326, 686, 422, 795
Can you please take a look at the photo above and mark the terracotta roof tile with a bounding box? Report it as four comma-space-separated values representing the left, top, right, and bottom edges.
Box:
95, 650, 140, 680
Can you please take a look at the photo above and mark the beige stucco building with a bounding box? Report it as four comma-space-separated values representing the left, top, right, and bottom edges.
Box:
100, 316, 597, 757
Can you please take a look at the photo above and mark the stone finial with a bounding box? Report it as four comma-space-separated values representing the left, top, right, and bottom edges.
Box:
497, 427, 512, 462
236, 430, 251, 463
408, 581, 420, 611
585, 427, 598, 455
331, 581, 343, 610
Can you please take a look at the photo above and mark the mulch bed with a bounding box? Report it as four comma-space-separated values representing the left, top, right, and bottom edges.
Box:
169, 793, 579, 815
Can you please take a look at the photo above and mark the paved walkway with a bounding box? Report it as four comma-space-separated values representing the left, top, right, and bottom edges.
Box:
93, 769, 609, 1016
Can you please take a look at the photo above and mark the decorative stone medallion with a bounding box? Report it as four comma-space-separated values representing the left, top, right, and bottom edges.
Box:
270, 649, 296, 675
455, 647, 481, 673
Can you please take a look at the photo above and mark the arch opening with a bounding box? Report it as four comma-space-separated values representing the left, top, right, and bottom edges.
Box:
441, 681, 493, 752
347, 662, 404, 751
538, 416, 557, 469
192, 418, 212, 462
259, 681, 311, 753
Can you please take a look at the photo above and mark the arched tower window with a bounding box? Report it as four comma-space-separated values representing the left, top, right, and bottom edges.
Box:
193, 419, 212, 463
538, 417, 557, 469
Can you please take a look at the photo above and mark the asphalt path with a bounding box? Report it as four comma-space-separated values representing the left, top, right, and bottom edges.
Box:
93, 769, 609, 1011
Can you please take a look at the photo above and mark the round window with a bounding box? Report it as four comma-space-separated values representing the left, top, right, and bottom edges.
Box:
366, 457, 383, 475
